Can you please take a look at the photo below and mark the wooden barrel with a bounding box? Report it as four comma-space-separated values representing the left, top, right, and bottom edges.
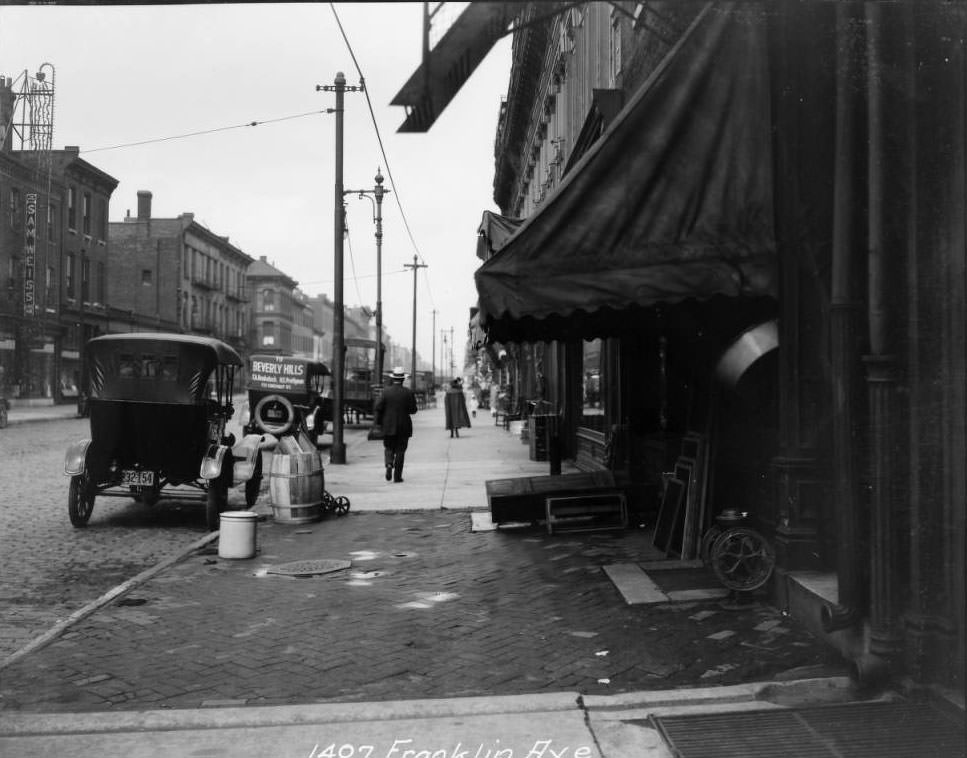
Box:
268, 450, 325, 524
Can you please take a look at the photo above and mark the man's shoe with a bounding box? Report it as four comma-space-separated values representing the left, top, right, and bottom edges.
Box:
393, 476, 403, 483
385, 466, 392, 481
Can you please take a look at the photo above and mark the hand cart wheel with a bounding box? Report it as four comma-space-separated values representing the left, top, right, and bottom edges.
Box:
334, 496, 350, 516
700, 525, 723, 563
709, 526, 776, 592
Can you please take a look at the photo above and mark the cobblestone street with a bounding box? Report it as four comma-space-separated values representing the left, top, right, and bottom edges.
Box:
0, 509, 834, 712
0, 415, 225, 658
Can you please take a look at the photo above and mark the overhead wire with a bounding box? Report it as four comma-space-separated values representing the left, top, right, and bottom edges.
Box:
81, 110, 331, 154
343, 220, 365, 307
328, 2, 437, 314
299, 267, 409, 287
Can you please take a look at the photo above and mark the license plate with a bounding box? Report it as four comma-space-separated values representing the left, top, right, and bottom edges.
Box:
122, 469, 154, 486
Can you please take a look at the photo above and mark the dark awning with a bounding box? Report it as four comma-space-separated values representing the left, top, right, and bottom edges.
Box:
477, 210, 524, 261
475, 4, 777, 344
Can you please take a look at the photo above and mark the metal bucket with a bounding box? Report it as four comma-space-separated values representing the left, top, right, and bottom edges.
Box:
218, 511, 258, 559
268, 450, 325, 524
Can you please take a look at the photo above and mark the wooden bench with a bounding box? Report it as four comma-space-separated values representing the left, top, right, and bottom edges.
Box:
494, 400, 524, 429
486, 471, 620, 525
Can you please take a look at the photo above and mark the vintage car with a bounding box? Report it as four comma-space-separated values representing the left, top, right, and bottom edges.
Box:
63, 333, 263, 530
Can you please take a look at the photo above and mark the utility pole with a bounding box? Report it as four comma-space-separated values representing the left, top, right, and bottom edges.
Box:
431, 309, 438, 390
404, 255, 427, 389
317, 71, 363, 464
449, 326, 455, 379
345, 169, 389, 389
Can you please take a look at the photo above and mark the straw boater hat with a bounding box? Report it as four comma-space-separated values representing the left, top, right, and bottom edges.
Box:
390, 367, 406, 381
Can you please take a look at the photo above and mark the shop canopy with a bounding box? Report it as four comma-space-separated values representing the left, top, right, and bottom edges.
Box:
474, 4, 777, 344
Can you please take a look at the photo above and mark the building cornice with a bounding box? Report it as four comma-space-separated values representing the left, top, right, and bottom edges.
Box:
183, 218, 254, 265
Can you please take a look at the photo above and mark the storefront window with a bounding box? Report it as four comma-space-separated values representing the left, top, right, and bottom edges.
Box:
581, 338, 606, 431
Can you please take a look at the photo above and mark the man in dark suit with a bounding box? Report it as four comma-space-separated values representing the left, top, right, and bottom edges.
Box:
373, 366, 417, 483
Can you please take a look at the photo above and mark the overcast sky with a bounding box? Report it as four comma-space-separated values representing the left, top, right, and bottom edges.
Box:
0, 2, 511, 372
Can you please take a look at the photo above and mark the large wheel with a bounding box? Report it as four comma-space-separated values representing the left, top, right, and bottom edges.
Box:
700, 525, 723, 563
68, 474, 95, 527
206, 482, 228, 531
244, 454, 263, 508
710, 526, 776, 592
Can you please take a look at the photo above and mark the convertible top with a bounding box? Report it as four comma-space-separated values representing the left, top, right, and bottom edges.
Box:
89, 333, 242, 364
86, 332, 242, 404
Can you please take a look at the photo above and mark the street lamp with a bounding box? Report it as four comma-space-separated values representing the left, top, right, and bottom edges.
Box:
345, 169, 389, 389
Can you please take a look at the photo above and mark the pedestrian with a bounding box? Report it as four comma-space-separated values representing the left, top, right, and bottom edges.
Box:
444, 377, 471, 438
372, 366, 417, 483
469, 389, 479, 419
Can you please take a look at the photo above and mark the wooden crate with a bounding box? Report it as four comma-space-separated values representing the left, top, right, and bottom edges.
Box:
545, 492, 628, 534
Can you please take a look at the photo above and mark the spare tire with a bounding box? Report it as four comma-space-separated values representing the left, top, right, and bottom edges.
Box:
253, 394, 295, 435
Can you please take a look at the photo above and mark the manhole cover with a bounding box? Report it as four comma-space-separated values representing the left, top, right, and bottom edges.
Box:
117, 597, 147, 607
266, 559, 351, 577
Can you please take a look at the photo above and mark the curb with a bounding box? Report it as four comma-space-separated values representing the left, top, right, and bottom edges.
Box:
0, 692, 584, 735
0, 529, 220, 672
0, 677, 871, 737
5, 413, 81, 426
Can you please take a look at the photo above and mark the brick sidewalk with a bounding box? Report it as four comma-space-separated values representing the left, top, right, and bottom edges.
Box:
0, 508, 836, 713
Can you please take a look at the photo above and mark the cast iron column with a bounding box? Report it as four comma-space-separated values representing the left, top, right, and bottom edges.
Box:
860, 3, 902, 682
823, 1, 866, 631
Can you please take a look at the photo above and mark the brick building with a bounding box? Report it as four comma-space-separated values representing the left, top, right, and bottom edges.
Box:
246, 255, 304, 356
109, 191, 252, 358
1, 141, 118, 405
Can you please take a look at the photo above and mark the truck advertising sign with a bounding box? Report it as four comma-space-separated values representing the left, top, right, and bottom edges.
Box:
249, 356, 307, 392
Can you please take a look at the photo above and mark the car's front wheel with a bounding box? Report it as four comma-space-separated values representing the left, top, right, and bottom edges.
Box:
68, 474, 95, 527
206, 482, 227, 531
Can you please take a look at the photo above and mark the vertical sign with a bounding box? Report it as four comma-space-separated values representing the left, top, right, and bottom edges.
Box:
24, 193, 37, 317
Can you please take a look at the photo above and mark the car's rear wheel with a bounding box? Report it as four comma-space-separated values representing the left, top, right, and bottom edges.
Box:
244, 454, 262, 508
68, 474, 95, 527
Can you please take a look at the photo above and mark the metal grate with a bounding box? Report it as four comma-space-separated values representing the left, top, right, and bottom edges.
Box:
266, 559, 351, 577
648, 701, 965, 758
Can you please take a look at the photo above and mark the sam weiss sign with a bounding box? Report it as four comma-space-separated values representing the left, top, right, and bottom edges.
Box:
23, 193, 37, 317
